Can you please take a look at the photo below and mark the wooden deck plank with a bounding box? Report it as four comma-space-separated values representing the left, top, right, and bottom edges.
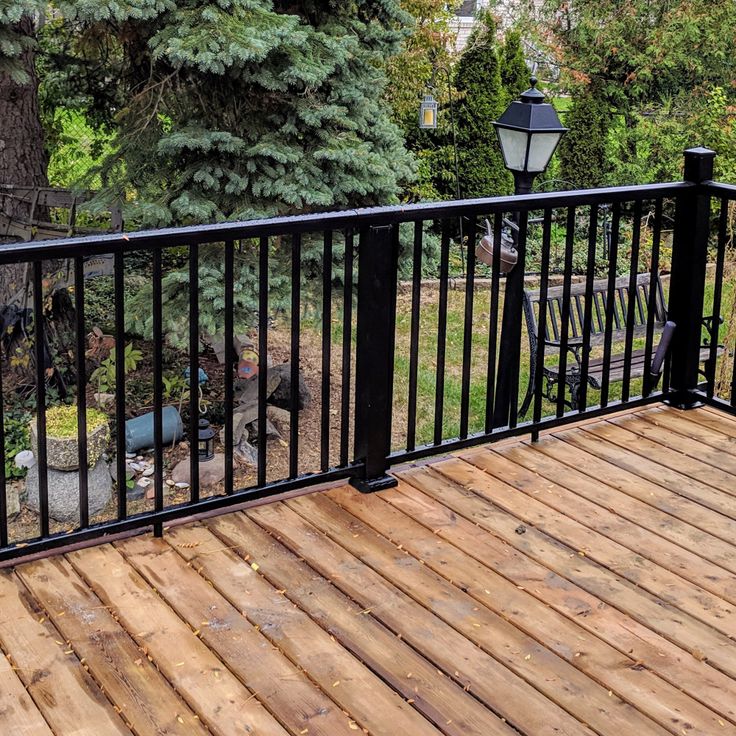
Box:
556, 429, 736, 532
327, 484, 735, 736
506, 438, 736, 576
118, 535, 363, 736
285, 493, 670, 736
0, 640, 54, 735
170, 521, 509, 736
607, 416, 736, 495
16, 556, 208, 736
637, 408, 736, 457
0, 570, 129, 736
68, 545, 290, 736
577, 423, 736, 507
247, 500, 596, 736
474, 447, 736, 612
527, 431, 736, 560
413, 460, 736, 680
198, 513, 521, 736
381, 477, 736, 726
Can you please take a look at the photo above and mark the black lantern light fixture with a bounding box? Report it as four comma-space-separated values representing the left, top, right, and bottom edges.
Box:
197, 418, 215, 461
419, 94, 439, 129
493, 77, 568, 195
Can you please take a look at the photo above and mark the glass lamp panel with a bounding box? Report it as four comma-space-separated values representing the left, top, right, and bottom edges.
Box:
527, 132, 563, 172
496, 127, 530, 172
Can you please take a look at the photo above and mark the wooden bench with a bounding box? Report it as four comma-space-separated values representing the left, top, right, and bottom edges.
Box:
520, 273, 721, 414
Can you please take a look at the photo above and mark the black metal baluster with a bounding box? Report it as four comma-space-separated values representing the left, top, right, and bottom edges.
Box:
484, 213, 502, 433
152, 248, 164, 534
508, 210, 529, 430
578, 204, 599, 411
74, 257, 89, 529
257, 237, 268, 487
189, 243, 200, 503
533, 208, 553, 428
459, 219, 477, 439
34, 261, 49, 537
224, 241, 235, 493
114, 249, 126, 521
290, 233, 301, 479
320, 231, 333, 471
600, 202, 621, 407
433, 220, 450, 446
643, 199, 663, 398
339, 231, 353, 467
0, 333, 6, 547
621, 199, 642, 402
707, 198, 728, 398
556, 207, 576, 418
406, 221, 423, 452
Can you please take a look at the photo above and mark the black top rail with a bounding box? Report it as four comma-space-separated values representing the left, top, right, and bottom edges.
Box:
0, 182, 691, 264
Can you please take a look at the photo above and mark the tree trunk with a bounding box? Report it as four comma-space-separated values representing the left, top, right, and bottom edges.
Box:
0, 16, 48, 194
1, 13, 48, 306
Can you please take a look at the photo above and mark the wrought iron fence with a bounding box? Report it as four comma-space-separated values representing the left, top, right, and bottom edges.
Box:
0, 147, 732, 562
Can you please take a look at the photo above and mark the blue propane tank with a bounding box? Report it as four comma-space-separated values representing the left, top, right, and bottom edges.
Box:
125, 406, 184, 453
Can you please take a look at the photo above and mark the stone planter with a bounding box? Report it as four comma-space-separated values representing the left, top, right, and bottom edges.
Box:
30, 420, 109, 471
25, 457, 112, 523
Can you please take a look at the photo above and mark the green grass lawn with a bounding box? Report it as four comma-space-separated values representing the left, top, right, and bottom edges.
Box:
306, 262, 735, 453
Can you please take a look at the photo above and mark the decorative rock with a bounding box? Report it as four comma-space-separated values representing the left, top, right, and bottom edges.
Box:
25, 458, 112, 523
268, 363, 311, 410
247, 419, 280, 441
94, 392, 115, 408
234, 439, 258, 467
14, 450, 36, 470
266, 405, 291, 434
6, 482, 20, 518
171, 454, 226, 487
175, 482, 190, 489
142, 466, 155, 477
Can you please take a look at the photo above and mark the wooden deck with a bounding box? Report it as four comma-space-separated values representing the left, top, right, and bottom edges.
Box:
2, 404, 736, 736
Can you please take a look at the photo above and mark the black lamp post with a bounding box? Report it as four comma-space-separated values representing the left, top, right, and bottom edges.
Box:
492, 77, 567, 427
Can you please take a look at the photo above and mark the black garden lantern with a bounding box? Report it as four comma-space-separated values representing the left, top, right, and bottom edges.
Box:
418, 94, 439, 129
493, 77, 568, 194
197, 418, 215, 461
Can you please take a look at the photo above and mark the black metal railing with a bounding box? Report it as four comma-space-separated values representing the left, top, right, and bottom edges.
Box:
0, 147, 733, 562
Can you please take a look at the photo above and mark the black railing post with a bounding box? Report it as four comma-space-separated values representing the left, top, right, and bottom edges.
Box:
666, 147, 716, 409
350, 224, 399, 493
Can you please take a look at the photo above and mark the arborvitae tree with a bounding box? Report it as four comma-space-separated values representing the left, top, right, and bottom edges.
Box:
452, 9, 511, 198
500, 29, 528, 104
558, 89, 610, 189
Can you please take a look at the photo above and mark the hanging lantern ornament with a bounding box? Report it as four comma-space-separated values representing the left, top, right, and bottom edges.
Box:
476, 219, 518, 274
419, 94, 438, 129
197, 418, 216, 461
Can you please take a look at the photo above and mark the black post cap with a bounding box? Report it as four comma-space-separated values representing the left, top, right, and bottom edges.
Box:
683, 147, 716, 183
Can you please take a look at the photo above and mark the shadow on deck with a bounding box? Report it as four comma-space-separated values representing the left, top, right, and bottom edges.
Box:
1, 405, 736, 736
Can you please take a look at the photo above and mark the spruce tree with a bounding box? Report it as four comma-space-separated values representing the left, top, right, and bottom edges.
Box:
42, 0, 417, 344
452, 9, 511, 199
558, 89, 610, 189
